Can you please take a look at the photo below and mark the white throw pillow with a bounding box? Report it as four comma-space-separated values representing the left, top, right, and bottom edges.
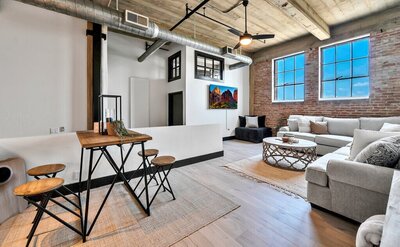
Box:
298, 117, 311, 133
288, 119, 299, 131
349, 129, 400, 160
380, 123, 400, 132
245, 116, 259, 128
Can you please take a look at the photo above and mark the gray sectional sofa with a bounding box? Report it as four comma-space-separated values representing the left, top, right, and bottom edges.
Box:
278, 116, 400, 222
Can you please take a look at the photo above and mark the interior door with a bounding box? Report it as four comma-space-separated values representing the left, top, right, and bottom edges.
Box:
130, 77, 150, 128
168, 91, 183, 126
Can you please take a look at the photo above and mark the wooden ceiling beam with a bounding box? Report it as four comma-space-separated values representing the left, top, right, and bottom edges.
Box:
264, 0, 331, 40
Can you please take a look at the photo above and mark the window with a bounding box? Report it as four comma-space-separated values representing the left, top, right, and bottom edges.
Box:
168, 51, 181, 82
320, 36, 370, 100
195, 51, 224, 81
272, 52, 305, 102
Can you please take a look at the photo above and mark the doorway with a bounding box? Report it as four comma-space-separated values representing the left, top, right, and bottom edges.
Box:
168, 91, 183, 126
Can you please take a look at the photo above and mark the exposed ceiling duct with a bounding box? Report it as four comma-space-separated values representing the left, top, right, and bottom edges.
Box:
14, 0, 252, 69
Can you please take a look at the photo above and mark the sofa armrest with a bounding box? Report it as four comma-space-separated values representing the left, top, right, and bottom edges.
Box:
327, 159, 394, 195
279, 126, 290, 131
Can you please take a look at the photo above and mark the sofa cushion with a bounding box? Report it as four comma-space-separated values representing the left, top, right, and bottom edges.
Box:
360, 117, 400, 131
324, 117, 360, 137
350, 129, 400, 160
305, 152, 348, 187
235, 127, 272, 143
333, 146, 351, 156
277, 131, 316, 142
354, 135, 400, 168
380, 123, 400, 132
315, 134, 353, 148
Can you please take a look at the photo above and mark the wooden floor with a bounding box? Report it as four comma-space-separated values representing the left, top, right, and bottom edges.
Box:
4, 140, 358, 247
172, 140, 358, 247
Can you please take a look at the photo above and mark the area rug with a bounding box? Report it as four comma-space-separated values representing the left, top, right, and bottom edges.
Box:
0, 170, 239, 247
224, 155, 307, 199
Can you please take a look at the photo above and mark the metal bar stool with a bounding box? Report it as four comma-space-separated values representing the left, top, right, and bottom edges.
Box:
27, 164, 81, 210
138, 155, 176, 208
129, 149, 161, 186
14, 178, 83, 247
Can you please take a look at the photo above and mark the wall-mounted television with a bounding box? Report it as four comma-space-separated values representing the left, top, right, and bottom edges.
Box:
209, 84, 238, 109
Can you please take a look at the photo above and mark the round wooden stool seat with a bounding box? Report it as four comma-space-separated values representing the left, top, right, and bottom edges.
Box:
27, 164, 66, 176
138, 149, 159, 157
14, 178, 64, 197
151, 156, 176, 167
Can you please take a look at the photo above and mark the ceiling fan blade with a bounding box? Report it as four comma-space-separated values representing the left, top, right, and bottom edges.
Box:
228, 28, 242, 36
252, 34, 275, 40
222, 0, 243, 13
234, 42, 241, 49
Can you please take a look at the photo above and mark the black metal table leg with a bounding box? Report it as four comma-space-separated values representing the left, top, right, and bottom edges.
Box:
83, 148, 94, 242
102, 146, 150, 215
141, 142, 150, 215
78, 147, 85, 241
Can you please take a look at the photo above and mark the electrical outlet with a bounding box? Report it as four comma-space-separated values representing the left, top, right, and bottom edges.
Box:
49, 128, 59, 134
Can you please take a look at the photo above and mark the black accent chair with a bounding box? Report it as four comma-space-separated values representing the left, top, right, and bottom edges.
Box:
235, 115, 272, 143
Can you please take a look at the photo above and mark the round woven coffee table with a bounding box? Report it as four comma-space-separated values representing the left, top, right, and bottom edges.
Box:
262, 137, 317, 171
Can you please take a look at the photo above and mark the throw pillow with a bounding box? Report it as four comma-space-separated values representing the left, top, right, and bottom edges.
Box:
349, 129, 400, 160
288, 119, 299, 131
258, 115, 266, 128
287, 115, 303, 131
298, 117, 311, 133
354, 136, 400, 168
239, 116, 246, 127
380, 123, 400, 132
310, 121, 328, 134
245, 116, 259, 128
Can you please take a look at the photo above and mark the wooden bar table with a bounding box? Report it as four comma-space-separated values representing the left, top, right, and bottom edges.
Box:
76, 130, 152, 242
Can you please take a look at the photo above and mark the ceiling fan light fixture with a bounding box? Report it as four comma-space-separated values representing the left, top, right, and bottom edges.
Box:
240, 34, 252, 46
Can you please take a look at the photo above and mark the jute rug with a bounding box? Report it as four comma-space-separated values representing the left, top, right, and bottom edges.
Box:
224, 155, 307, 199
0, 170, 239, 247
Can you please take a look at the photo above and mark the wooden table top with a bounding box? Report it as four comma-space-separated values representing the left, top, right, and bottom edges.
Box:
76, 131, 152, 148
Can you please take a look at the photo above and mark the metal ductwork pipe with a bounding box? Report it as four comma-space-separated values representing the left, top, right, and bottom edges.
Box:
15, 0, 252, 67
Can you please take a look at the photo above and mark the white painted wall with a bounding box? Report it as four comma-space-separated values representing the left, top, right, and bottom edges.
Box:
166, 44, 186, 124
0, 124, 223, 184
107, 32, 169, 128
0, 0, 87, 138
184, 47, 250, 137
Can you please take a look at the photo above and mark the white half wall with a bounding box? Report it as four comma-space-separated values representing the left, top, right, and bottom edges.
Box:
0, 0, 87, 138
0, 124, 222, 184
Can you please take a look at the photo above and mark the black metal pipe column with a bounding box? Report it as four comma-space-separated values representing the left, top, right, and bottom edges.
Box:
87, 23, 104, 123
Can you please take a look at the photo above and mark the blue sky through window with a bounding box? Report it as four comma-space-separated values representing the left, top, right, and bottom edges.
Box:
274, 53, 305, 101
321, 37, 370, 99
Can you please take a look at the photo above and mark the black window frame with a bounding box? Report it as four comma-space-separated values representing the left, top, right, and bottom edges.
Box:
168, 51, 181, 82
273, 52, 305, 102
195, 51, 224, 81
320, 36, 370, 99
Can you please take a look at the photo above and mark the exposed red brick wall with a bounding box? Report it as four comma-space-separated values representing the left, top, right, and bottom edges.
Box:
252, 26, 400, 135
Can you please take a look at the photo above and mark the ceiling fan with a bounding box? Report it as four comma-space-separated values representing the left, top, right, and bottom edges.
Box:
227, 0, 275, 49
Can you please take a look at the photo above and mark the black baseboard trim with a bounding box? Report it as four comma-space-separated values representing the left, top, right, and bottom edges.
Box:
56, 150, 224, 196
223, 136, 236, 141
310, 203, 361, 225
